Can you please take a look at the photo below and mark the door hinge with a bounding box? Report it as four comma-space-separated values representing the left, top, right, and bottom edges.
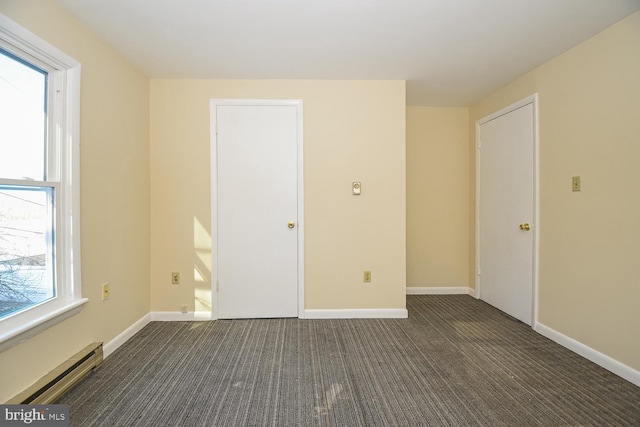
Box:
476, 267, 481, 276
476, 140, 481, 149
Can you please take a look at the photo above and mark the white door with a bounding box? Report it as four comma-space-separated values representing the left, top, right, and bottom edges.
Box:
477, 98, 536, 325
212, 101, 301, 319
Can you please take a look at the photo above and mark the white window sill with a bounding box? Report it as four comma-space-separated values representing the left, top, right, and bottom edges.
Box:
0, 298, 89, 353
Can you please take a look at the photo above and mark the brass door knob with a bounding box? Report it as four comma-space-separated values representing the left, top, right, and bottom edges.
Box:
288, 221, 295, 229
519, 223, 531, 231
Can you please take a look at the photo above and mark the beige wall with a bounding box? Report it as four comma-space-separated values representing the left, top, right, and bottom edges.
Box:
150, 80, 407, 312
469, 12, 640, 371
406, 107, 469, 288
0, 1, 150, 402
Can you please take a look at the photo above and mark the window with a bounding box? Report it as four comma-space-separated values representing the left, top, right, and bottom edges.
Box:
0, 49, 54, 319
0, 13, 85, 351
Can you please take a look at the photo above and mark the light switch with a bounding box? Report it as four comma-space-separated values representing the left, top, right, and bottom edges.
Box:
352, 181, 361, 195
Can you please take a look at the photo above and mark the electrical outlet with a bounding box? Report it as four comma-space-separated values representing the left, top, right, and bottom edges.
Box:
363, 270, 372, 283
102, 283, 110, 301
181, 305, 188, 314
171, 272, 180, 285
572, 176, 581, 192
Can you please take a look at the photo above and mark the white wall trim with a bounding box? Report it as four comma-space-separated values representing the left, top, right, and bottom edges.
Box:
535, 322, 640, 387
103, 313, 151, 358
406, 286, 473, 296
150, 311, 212, 322
304, 309, 408, 319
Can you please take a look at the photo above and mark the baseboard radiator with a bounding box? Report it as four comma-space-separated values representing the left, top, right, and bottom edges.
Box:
7, 342, 103, 404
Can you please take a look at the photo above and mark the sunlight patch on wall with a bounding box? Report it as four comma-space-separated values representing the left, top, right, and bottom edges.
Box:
194, 216, 212, 316
195, 288, 211, 312
194, 216, 212, 273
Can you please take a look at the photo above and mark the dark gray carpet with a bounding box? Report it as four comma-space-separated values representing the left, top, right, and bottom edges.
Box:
61, 295, 640, 426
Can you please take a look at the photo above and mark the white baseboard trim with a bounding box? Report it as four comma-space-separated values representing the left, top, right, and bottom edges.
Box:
150, 311, 212, 321
406, 286, 474, 296
535, 322, 640, 387
304, 308, 408, 319
103, 313, 151, 358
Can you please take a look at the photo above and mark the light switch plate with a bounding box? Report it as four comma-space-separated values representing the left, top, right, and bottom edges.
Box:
352, 181, 361, 195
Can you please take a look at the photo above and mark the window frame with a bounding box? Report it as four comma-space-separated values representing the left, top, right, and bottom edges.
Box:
0, 13, 85, 352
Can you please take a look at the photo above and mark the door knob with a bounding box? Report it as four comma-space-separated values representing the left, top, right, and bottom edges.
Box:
519, 223, 531, 231
288, 221, 295, 229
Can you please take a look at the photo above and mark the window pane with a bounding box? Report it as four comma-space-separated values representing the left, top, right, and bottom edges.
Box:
0, 49, 47, 181
0, 186, 55, 319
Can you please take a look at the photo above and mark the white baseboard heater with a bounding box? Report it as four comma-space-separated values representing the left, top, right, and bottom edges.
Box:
7, 342, 103, 404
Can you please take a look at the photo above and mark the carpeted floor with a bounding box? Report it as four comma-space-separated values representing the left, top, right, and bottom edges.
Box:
60, 295, 640, 426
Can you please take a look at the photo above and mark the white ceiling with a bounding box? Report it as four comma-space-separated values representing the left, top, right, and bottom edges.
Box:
57, 0, 640, 106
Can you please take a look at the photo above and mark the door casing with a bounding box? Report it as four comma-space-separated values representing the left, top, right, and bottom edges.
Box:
210, 99, 304, 320
475, 94, 539, 326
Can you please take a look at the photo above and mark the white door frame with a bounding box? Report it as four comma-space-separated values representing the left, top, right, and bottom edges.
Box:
210, 99, 304, 320
475, 94, 539, 327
